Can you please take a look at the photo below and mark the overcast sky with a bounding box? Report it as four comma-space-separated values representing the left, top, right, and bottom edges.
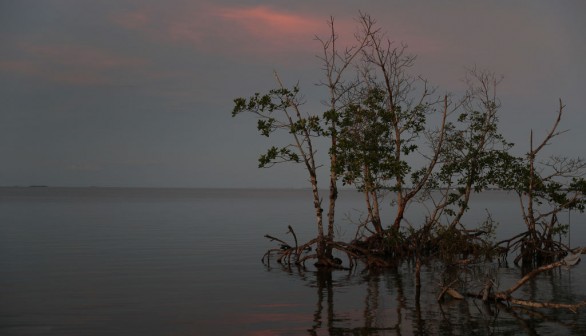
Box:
1, 0, 585, 188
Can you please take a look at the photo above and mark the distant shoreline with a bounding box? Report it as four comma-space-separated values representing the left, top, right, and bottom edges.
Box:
0, 185, 512, 192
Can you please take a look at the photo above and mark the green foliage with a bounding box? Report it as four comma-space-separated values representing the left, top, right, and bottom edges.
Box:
289, 116, 323, 136
232, 84, 321, 169
438, 109, 512, 189
570, 178, 586, 211
427, 72, 522, 225
333, 86, 430, 193
258, 146, 300, 168
257, 118, 276, 137
232, 87, 300, 117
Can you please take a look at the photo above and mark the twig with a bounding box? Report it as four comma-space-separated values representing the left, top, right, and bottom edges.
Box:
264, 234, 290, 248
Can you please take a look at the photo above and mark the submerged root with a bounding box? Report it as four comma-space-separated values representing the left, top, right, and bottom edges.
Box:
263, 222, 577, 272
262, 224, 500, 270
263, 225, 586, 315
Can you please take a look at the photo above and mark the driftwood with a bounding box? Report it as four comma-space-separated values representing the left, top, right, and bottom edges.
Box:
437, 279, 464, 302
506, 298, 586, 313
464, 257, 586, 313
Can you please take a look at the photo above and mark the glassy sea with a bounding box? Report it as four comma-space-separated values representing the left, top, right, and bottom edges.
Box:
1, 187, 586, 336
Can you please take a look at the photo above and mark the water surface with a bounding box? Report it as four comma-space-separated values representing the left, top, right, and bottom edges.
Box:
1, 188, 585, 335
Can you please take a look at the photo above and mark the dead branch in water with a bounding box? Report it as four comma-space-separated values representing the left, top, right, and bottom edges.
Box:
464, 257, 585, 313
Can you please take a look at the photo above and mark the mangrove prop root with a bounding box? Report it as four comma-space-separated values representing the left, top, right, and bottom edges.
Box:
264, 234, 290, 248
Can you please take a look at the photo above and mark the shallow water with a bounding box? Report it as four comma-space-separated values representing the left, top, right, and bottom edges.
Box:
0, 187, 585, 335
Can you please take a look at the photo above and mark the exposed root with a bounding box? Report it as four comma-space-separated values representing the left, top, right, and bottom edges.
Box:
495, 229, 573, 267
262, 223, 500, 270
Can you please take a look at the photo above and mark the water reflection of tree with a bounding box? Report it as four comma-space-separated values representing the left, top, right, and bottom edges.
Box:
305, 268, 400, 335
271, 263, 585, 335
507, 267, 586, 335
305, 266, 417, 335
308, 269, 333, 334
435, 264, 586, 335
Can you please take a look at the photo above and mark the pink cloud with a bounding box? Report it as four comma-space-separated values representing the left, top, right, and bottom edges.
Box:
110, 3, 444, 67
216, 6, 323, 42
111, 4, 355, 59
22, 44, 148, 69
111, 9, 150, 30
173, 6, 325, 55
0, 60, 39, 77
0, 43, 149, 85
50, 72, 112, 86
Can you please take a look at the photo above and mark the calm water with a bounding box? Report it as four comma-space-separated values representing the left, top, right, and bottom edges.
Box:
1, 187, 585, 335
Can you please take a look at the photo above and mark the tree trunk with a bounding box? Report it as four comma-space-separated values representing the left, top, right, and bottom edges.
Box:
327, 121, 338, 247
392, 199, 406, 230
371, 190, 382, 234
309, 171, 326, 261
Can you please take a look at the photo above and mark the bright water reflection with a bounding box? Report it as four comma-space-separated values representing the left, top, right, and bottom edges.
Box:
0, 188, 585, 335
